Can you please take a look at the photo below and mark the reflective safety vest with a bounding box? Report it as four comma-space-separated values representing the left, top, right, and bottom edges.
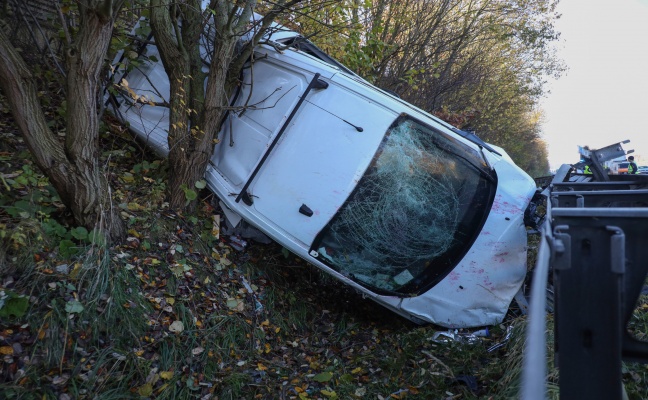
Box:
584, 165, 592, 174
629, 163, 637, 174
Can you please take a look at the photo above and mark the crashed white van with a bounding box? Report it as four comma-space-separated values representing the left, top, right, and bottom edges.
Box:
109, 14, 537, 328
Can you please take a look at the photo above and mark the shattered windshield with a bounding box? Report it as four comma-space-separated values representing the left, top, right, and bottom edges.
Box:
311, 115, 497, 294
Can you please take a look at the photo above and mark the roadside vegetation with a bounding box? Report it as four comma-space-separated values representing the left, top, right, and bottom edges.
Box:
2, 112, 648, 399
1, 1, 648, 399
0, 123, 539, 399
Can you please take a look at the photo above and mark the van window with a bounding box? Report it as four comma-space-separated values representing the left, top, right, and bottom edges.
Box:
276, 36, 357, 76
311, 115, 497, 294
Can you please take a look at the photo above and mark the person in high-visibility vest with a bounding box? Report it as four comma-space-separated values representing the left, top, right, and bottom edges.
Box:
628, 156, 638, 174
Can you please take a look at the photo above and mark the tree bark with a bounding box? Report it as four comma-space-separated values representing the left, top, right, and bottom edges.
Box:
149, 0, 202, 210
0, 3, 126, 243
151, 0, 304, 212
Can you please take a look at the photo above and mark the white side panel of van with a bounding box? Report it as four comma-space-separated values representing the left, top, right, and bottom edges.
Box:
211, 60, 309, 187
115, 45, 172, 157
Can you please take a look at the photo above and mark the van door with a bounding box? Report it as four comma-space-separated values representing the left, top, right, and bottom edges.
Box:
210, 57, 320, 187
241, 74, 397, 247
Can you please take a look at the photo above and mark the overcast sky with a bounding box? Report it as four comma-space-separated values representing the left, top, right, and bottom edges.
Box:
541, 0, 648, 169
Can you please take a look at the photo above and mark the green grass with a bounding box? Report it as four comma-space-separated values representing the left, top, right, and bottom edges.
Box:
2, 128, 648, 399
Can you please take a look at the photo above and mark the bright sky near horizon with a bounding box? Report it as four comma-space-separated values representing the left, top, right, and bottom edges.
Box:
541, 0, 648, 170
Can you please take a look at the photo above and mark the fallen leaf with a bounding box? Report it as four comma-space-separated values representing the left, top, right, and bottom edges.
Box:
321, 389, 338, 398
313, 371, 333, 382
169, 320, 184, 333
226, 298, 244, 311
138, 383, 153, 397
126, 202, 141, 211
52, 375, 69, 385
65, 300, 84, 314
192, 347, 204, 355
220, 257, 232, 267
0, 291, 29, 317
0, 346, 13, 355
159, 371, 174, 380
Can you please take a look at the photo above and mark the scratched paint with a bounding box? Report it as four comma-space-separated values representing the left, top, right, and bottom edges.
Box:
491, 194, 524, 215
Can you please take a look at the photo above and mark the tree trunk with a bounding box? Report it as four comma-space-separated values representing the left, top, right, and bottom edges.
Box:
151, 0, 302, 212
150, 0, 237, 212
0, 5, 125, 243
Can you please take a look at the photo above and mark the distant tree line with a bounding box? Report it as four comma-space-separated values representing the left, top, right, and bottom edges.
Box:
288, 0, 562, 177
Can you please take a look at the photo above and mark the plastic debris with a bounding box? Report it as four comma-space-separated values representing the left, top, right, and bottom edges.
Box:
228, 236, 247, 251
487, 325, 513, 352
432, 328, 490, 344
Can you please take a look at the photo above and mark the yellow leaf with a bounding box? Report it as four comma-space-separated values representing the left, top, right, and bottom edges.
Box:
137, 383, 153, 397
257, 363, 268, 371
121, 173, 135, 183
159, 371, 174, 380
0, 346, 14, 355
70, 263, 83, 278
165, 297, 175, 305
351, 367, 362, 374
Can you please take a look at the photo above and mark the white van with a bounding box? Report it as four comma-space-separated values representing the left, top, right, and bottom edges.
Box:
109, 13, 538, 328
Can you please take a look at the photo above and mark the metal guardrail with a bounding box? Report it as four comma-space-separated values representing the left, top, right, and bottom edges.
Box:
522, 161, 648, 399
